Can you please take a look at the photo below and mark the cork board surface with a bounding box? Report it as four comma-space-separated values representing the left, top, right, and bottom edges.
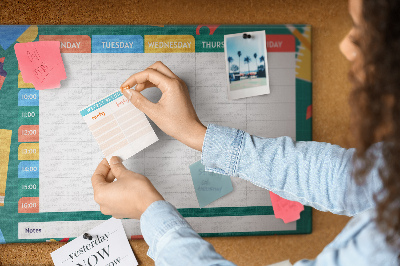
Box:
0, 0, 353, 265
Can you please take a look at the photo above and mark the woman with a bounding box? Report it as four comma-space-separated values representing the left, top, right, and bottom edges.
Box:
91, 0, 400, 264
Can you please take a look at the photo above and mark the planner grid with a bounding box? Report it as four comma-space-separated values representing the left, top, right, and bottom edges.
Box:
0, 25, 312, 243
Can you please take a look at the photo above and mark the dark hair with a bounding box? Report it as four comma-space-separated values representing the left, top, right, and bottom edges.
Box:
349, 0, 400, 256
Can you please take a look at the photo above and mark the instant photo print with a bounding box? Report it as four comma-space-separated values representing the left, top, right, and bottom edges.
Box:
224, 30, 270, 100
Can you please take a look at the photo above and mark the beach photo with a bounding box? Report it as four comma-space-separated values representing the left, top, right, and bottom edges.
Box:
224, 30, 270, 100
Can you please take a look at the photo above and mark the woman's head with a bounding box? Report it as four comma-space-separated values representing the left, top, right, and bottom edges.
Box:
341, 0, 400, 253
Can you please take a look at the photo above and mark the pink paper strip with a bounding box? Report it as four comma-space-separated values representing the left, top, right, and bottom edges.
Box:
270, 191, 304, 223
14, 41, 66, 90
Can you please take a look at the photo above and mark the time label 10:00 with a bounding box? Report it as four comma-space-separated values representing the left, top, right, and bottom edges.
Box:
21, 94, 37, 100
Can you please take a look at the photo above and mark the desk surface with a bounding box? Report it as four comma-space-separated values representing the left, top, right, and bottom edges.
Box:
0, 0, 352, 265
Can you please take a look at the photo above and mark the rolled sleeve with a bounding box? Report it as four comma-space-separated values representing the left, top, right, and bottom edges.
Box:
140, 200, 192, 259
201, 124, 245, 176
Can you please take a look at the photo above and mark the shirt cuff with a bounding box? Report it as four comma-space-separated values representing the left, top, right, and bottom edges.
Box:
201, 124, 245, 176
140, 200, 192, 260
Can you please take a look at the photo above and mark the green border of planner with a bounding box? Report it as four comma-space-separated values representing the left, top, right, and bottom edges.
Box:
0, 25, 312, 243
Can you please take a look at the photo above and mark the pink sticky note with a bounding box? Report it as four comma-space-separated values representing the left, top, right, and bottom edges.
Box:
269, 191, 304, 223
14, 41, 66, 90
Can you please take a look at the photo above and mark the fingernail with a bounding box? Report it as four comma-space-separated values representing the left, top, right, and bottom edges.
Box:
123, 89, 133, 100
110, 156, 122, 165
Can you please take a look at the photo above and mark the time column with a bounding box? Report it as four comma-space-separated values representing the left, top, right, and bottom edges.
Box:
17, 74, 39, 214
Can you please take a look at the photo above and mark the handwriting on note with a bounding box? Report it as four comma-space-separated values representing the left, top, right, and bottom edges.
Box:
189, 160, 233, 208
14, 41, 66, 90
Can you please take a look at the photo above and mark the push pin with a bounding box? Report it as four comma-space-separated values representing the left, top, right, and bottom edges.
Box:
120, 85, 130, 93
83, 233, 96, 241
243, 33, 252, 39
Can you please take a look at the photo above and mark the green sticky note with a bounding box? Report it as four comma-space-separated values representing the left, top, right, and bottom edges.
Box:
189, 160, 233, 208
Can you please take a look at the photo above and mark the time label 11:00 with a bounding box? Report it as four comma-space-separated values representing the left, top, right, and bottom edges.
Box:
21, 112, 36, 118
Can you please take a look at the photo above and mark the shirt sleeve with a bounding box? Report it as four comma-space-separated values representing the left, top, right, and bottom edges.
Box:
201, 124, 383, 216
140, 200, 237, 266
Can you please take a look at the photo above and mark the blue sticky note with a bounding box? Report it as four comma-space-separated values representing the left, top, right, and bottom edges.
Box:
189, 160, 233, 208
0, 229, 5, 244
0, 25, 29, 50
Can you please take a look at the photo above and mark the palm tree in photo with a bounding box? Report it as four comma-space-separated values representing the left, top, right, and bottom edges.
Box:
253, 53, 258, 74
260, 55, 265, 71
237, 51, 242, 77
244, 56, 251, 78
227, 56, 234, 73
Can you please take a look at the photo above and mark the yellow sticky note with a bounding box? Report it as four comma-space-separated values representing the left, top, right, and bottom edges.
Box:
18, 143, 39, 161
0, 129, 12, 207
145, 35, 195, 53
18, 73, 34, 88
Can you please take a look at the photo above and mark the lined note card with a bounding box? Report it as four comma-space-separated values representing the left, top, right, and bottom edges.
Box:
80, 91, 158, 162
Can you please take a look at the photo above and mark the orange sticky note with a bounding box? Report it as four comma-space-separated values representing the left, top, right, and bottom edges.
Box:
269, 191, 304, 223
14, 41, 66, 90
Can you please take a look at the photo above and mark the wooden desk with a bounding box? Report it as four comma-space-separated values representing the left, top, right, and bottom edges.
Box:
0, 0, 352, 265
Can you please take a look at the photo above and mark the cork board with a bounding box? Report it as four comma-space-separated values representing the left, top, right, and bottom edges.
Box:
0, 0, 352, 265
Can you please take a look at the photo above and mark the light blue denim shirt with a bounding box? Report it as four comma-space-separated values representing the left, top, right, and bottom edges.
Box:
140, 124, 399, 265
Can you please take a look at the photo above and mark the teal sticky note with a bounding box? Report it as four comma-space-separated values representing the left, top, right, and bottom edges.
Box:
189, 160, 233, 208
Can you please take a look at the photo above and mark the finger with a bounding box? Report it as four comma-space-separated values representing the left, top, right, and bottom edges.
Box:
147, 61, 177, 79
105, 169, 116, 183
109, 156, 130, 178
122, 89, 158, 116
135, 81, 156, 92
91, 159, 110, 189
120, 68, 173, 93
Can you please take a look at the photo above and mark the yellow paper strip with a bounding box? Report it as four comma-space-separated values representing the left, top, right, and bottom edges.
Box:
0, 129, 12, 207
145, 35, 195, 53
18, 143, 39, 161
18, 73, 34, 88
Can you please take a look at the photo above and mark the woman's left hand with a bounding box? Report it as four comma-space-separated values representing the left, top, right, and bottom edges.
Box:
91, 156, 164, 219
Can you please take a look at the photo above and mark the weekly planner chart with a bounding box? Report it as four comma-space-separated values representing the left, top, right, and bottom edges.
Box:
0, 25, 312, 243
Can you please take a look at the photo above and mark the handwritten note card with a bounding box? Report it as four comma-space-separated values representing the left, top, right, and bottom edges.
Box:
189, 160, 233, 208
51, 218, 138, 266
14, 41, 66, 90
80, 91, 158, 162
269, 191, 304, 223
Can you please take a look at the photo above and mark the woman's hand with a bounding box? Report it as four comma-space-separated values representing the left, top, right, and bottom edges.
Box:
120, 61, 206, 151
91, 157, 164, 219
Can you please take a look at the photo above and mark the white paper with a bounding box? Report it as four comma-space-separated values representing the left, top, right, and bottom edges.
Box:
80, 90, 158, 162
51, 218, 138, 266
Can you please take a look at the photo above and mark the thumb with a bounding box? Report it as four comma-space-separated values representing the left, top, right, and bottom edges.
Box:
109, 156, 128, 178
122, 89, 155, 115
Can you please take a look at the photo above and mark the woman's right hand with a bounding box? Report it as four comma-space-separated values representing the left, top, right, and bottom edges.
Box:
120, 61, 206, 151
